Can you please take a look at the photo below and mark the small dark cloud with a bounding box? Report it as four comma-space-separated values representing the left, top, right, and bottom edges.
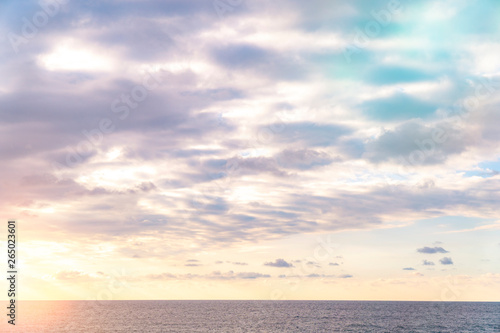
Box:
306, 261, 321, 267
307, 273, 321, 278
264, 258, 294, 268
137, 182, 157, 192
338, 274, 353, 279
215, 261, 223, 264
422, 260, 435, 266
184, 264, 201, 267
440, 257, 454, 265
329, 262, 339, 266
186, 259, 200, 262
417, 246, 449, 254
403, 267, 415, 271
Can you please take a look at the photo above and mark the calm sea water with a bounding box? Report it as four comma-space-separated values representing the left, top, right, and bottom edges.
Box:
4, 301, 499, 332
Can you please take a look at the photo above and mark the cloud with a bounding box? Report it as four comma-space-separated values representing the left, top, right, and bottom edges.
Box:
54, 270, 99, 282
403, 267, 416, 271
213, 156, 288, 177
338, 274, 353, 279
227, 261, 248, 266
440, 257, 454, 265
422, 260, 435, 266
306, 261, 321, 267
146, 271, 270, 280
329, 262, 339, 266
231, 272, 270, 279
417, 247, 449, 254
278, 274, 353, 279
275, 149, 338, 170
306, 273, 336, 278
270, 122, 352, 147
212, 44, 271, 70
3, 0, 500, 300
264, 259, 294, 268
364, 121, 467, 165
147, 273, 177, 280
206, 271, 271, 280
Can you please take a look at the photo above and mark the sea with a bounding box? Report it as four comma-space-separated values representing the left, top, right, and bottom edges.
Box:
4, 300, 499, 332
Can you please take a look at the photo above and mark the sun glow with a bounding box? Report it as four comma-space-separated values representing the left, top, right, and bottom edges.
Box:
38, 39, 114, 72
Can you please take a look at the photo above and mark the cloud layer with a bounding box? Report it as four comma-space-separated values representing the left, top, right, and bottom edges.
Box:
1, 0, 499, 300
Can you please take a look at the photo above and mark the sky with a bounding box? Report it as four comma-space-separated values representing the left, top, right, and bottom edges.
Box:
0, 0, 499, 301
